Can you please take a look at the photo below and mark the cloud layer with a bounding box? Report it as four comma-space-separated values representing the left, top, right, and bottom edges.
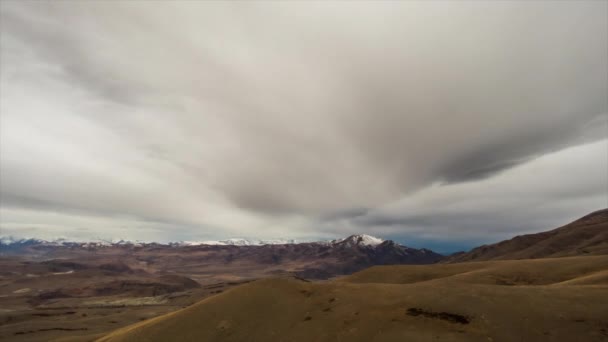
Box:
1, 1, 606, 249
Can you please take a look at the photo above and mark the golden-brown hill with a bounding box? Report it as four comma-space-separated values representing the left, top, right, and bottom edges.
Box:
97, 255, 608, 342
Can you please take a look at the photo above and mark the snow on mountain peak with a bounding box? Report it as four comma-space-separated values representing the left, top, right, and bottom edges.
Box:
2, 235, 391, 248
175, 238, 297, 246
356, 234, 385, 246
331, 234, 384, 247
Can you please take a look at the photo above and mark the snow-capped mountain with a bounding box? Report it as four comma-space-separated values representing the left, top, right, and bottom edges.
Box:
175, 238, 298, 246
0, 236, 71, 246
2, 235, 387, 248
0, 234, 444, 278
0, 236, 45, 245
175, 235, 386, 247
0, 236, 146, 247
330, 234, 384, 247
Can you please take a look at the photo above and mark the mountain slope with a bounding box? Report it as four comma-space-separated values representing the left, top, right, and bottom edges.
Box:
447, 209, 608, 263
97, 255, 608, 342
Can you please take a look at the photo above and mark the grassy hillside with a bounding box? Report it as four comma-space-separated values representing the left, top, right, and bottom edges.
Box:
343, 255, 608, 285
97, 255, 608, 342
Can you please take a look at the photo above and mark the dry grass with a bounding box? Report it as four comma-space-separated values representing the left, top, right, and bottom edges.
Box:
97, 255, 608, 342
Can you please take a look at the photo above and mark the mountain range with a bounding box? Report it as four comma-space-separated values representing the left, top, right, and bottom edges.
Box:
0, 236, 298, 247
0, 234, 385, 248
93, 209, 608, 342
0, 234, 443, 281
1, 209, 607, 342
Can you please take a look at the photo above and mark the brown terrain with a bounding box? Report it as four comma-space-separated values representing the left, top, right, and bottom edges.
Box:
0, 235, 440, 341
0, 256, 254, 341
1, 210, 607, 341
99, 256, 608, 342
1, 235, 442, 284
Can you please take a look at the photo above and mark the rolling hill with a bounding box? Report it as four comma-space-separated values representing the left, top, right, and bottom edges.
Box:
97, 255, 608, 342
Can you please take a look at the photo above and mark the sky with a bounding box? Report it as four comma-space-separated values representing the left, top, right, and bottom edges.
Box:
0, 1, 606, 253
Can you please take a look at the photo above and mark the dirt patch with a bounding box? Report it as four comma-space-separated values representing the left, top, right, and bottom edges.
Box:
299, 290, 313, 297
406, 308, 470, 324
84, 296, 169, 307
15, 327, 88, 335
31, 311, 76, 317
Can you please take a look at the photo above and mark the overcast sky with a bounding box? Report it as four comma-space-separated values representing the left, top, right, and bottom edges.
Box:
0, 1, 606, 252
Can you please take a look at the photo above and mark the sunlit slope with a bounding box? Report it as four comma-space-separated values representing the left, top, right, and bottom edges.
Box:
98, 256, 608, 342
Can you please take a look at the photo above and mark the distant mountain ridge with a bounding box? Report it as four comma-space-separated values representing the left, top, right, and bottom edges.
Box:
0, 234, 443, 280
0, 236, 295, 247
330, 234, 384, 247
446, 209, 608, 263
0, 234, 382, 248
175, 238, 298, 246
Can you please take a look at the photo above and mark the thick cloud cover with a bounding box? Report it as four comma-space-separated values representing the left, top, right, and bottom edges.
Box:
0, 1, 606, 250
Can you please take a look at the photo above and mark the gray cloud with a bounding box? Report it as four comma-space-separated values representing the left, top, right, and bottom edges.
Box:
0, 1, 606, 244
339, 140, 608, 245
